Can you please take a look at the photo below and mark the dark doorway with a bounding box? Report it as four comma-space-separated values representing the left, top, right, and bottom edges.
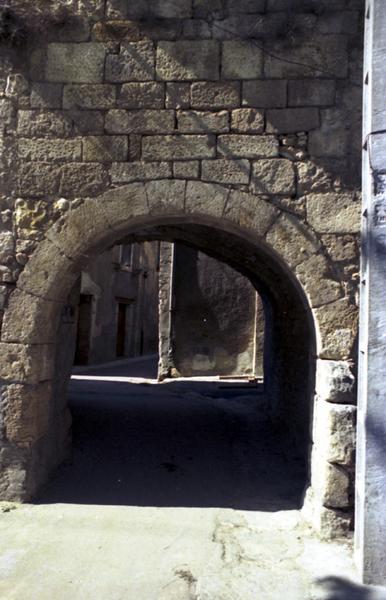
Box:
116, 301, 128, 357
74, 294, 93, 366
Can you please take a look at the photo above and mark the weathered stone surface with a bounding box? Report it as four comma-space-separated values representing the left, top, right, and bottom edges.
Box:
3, 383, 52, 445
156, 41, 220, 81
266, 213, 320, 268
295, 254, 343, 308
313, 460, 351, 509
191, 82, 240, 109
105, 109, 175, 134
173, 161, 200, 179
231, 109, 264, 133
264, 36, 348, 79
316, 360, 356, 404
30, 84, 62, 109
142, 135, 216, 160
17, 111, 71, 138
218, 135, 278, 158
242, 80, 287, 108
111, 161, 172, 183
0, 98, 14, 126
83, 136, 128, 162
185, 180, 229, 217
224, 190, 278, 237
94, 17, 182, 41
118, 82, 164, 109
108, 0, 192, 19
18, 139, 82, 162
201, 159, 250, 184
18, 164, 61, 196
182, 19, 211, 39
145, 180, 186, 213
105, 42, 155, 82
46, 43, 106, 83
296, 159, 346, 194
0, 343, 54, 384
166, 82, 190, 109
314, 298, 358, 360
70, 110, 104, 135
177, 110, 229, 133
318, 402, 356, 466
0, 232, 15, 263
63, 84, 116, 109
288, 80, 336, 107
317, 10, 359, 34
59, 163, 109, 197
307, 193, 361, 234
266, 108, 320, 134
309, 109, 348, 158
222, 41, 263, 79
322, 235, 358, 262
228, 0, 266, 12
1, 289, 60, 344
251, 158, 295, 195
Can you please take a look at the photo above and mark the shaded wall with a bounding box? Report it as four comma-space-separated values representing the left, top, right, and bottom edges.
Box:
160, 242, 264, 377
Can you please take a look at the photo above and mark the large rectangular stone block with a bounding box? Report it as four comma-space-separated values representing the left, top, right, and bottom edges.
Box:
59, 163, 109, 197
191, 82, 240, 109
142, 135, 216, 160
18, 139, 82, 162
111, 161, 172, 183
105, 42, 155, 82
166, 82, 191, 109
108, 0, 192, 19
288, 80, 336, 107
231, 109, 264, 133
30, 84, 62, 109
46, 43, 106, 83
17, 111, 71, 137
83, 136, 128, 162
177, 110, 229, 133
242, 80, 287, 108
266, 108, 320, 134
308, 108, 348, 158
264, 36, 348, 79
105, 110, 175, 134
201, 159, 250, 184
307, 193, 361, 234
222, 41, 263, 79
118, 82, 165, 109
252, 158, 295, 195
18, 164, 61, 196
156, 41, 220, 81
217, 134, 278, 158
63, 84, 116, 109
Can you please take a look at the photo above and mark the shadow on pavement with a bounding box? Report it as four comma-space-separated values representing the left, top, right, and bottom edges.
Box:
35, 359, 307, 510
314, 576, 386, 600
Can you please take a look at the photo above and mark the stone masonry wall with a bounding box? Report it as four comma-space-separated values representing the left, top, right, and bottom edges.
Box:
0, 0, 363, 533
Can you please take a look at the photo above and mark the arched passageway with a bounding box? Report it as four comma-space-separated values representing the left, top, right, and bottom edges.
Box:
0, 180, 357, 534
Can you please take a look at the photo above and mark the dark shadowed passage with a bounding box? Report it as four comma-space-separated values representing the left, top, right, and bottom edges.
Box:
36, 356, 306, 509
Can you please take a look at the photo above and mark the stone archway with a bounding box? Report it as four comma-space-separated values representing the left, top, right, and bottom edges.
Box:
0, 180, 357, 535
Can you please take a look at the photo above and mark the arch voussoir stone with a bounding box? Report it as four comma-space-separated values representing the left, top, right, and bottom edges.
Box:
0, 179, 357, 537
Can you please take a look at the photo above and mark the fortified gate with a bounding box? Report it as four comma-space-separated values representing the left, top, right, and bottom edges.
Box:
0, 0, 384, 586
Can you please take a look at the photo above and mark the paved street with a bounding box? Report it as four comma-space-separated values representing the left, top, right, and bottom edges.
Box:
0, 357, 359, 599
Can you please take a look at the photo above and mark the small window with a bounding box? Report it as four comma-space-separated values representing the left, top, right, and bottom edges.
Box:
119, 244, 133, 269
